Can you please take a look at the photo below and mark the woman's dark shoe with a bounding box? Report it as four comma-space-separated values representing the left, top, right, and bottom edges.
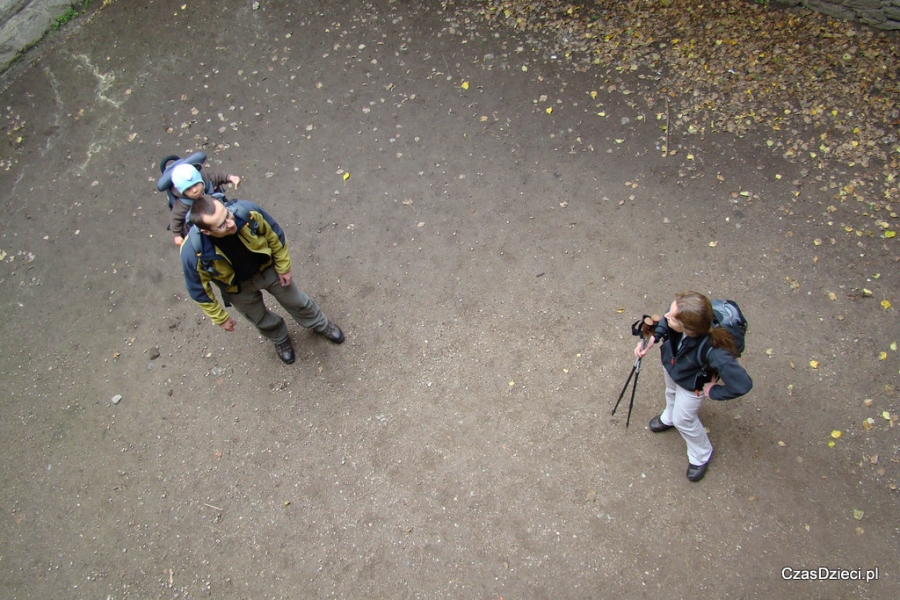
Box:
687, 451, 713, 482
649, 414, 674, 433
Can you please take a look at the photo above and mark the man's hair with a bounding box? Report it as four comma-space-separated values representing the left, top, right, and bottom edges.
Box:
674, 290, 737, 355
190, 195, 220, 228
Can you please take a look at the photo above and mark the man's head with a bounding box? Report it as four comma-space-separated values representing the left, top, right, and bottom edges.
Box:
171, 163, 204, 199
191, 195, 238, 237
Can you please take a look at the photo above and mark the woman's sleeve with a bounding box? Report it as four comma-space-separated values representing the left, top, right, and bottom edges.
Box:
653, 316, 669, 342
707, 349, 752, 400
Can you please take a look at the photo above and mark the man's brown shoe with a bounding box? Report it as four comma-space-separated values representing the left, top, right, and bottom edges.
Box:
319, 321, 345, 344
274, 338, 295, 364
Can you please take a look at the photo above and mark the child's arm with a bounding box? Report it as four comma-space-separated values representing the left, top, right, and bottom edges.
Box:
170, 198, 191, 245
206, 169, 240, 191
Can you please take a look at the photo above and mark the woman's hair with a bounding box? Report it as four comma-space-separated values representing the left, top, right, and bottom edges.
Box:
674, 291, 737, 355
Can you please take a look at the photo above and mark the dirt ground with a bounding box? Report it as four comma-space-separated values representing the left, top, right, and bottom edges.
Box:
1, 0, 898, 598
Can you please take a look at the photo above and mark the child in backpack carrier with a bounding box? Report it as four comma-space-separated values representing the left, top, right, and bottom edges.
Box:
633, 291, 752, 482
158, 154, 242, 246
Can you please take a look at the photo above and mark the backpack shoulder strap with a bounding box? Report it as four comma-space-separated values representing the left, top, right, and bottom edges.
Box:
191, 231, 219, 276
186, 225, 202, 257
228, 201, 259, 235
695, 335, 713, 366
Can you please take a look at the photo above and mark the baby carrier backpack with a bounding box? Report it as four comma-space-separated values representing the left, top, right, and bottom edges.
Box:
156, 152, 228, 231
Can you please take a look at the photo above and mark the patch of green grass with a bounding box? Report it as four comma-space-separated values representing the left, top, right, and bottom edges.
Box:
53, 7, 79, 30
53, 0, 102, 29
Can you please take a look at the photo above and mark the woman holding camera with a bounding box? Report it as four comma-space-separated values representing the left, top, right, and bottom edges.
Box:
634, 291, 752, 482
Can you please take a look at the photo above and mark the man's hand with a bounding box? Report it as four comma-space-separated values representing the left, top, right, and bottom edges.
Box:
219, 317, 236, 332
228, 174, 241, 188
278, 271, 292, 287
174, 235, 184, 246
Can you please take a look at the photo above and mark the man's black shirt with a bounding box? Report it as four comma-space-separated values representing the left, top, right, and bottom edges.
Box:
213, 232, 268, 283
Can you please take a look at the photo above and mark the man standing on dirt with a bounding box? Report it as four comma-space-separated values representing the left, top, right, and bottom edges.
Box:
181, 195, 345, 364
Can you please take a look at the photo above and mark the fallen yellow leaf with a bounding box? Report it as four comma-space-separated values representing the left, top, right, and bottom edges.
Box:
809, 360, 819, 369
461, 81, 469, 90
831, 430, 842, 439
545, 107, 553, 114
343, 172, 350, 180
885, 230, 896, 238
881, 299, 891, 309
883, 411, 892, 420
709, 241, 718, 247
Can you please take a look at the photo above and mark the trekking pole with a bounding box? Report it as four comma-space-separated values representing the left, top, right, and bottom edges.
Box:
611, 355, 641, 427
612, 315, 658, 428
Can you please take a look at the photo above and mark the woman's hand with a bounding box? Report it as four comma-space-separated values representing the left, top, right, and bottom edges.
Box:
702, 375, 719, 398
634, 336, 656, 358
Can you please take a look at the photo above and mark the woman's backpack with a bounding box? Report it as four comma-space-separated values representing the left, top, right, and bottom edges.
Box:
692, 299, 748, 390
707, 299, 747, 358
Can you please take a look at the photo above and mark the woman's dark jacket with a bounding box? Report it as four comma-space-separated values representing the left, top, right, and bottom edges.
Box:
652, 320, 752, 401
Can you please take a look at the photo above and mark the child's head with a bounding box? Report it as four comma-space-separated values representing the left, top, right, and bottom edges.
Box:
172, 164, 204, 199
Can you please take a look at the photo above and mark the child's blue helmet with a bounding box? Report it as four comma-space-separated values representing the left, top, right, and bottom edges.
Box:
171, 163, 203, 193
